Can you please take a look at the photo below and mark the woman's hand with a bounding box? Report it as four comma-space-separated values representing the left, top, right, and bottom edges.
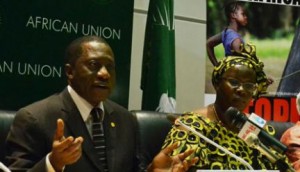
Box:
147, 142, 199, 172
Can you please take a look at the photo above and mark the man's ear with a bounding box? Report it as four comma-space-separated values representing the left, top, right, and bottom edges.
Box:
65, 64, 73, 79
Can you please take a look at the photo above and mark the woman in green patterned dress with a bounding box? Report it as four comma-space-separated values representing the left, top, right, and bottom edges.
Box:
162, 44, 294, 171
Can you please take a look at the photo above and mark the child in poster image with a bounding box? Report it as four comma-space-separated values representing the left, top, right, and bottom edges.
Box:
206, 1, 273, 91
206, 1, 247, 66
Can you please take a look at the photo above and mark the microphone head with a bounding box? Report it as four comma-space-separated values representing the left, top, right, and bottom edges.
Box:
225, 106, 240, 119
225, 106, 248, 130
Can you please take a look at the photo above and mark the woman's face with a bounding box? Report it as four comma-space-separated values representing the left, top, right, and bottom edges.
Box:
215, 65, 256, 112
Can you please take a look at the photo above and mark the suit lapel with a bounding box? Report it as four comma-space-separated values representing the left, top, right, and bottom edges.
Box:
60, 89, 104, 171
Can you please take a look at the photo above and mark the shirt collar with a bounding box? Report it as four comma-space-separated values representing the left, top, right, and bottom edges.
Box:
67, 85, 104, 122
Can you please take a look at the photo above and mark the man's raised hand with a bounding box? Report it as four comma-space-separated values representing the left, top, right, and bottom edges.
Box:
49, 119, 84, 171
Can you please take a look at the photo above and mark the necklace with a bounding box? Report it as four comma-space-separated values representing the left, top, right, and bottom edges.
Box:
212, 104, 222, 124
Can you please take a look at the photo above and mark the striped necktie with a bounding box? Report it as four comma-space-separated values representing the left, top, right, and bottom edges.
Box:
91, 108, 108, 171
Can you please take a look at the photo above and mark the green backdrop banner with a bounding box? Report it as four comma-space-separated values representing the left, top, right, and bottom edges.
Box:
0, 0, 134, 110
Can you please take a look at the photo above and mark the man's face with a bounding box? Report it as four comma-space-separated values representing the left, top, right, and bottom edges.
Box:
66, 41, 116, 106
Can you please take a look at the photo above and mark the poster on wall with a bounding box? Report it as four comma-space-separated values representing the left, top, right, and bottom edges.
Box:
0, 0, 134, 110
206, 0, 300, 122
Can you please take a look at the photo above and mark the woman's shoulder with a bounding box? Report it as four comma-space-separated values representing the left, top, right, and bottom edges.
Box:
191, 107, 208, 118
224, 28, 238, 33
192, 105, 216, 122
174, 110, 211, 130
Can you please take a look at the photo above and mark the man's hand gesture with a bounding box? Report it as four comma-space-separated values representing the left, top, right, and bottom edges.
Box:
49, 119, 84, 171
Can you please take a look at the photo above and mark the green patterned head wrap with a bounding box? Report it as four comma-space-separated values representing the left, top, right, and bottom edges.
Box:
212, 43, 269, 99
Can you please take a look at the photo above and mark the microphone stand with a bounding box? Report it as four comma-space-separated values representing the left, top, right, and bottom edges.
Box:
245, 133, 295, 172
257, 141, 294, 172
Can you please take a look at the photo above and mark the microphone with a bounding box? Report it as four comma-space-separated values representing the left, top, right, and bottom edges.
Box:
225, 107, 287, 154
245, 133, 295, 172
245, 133, 278, 163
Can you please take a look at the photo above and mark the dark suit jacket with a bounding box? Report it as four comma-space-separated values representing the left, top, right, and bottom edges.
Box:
5, 88, 139, 172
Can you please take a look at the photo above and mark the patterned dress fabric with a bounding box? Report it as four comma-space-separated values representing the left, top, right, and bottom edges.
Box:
162, 112, 291, 171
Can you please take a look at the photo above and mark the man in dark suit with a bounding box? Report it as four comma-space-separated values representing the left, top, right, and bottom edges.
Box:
5, 36, 138, 172
5, 36, 197, 172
